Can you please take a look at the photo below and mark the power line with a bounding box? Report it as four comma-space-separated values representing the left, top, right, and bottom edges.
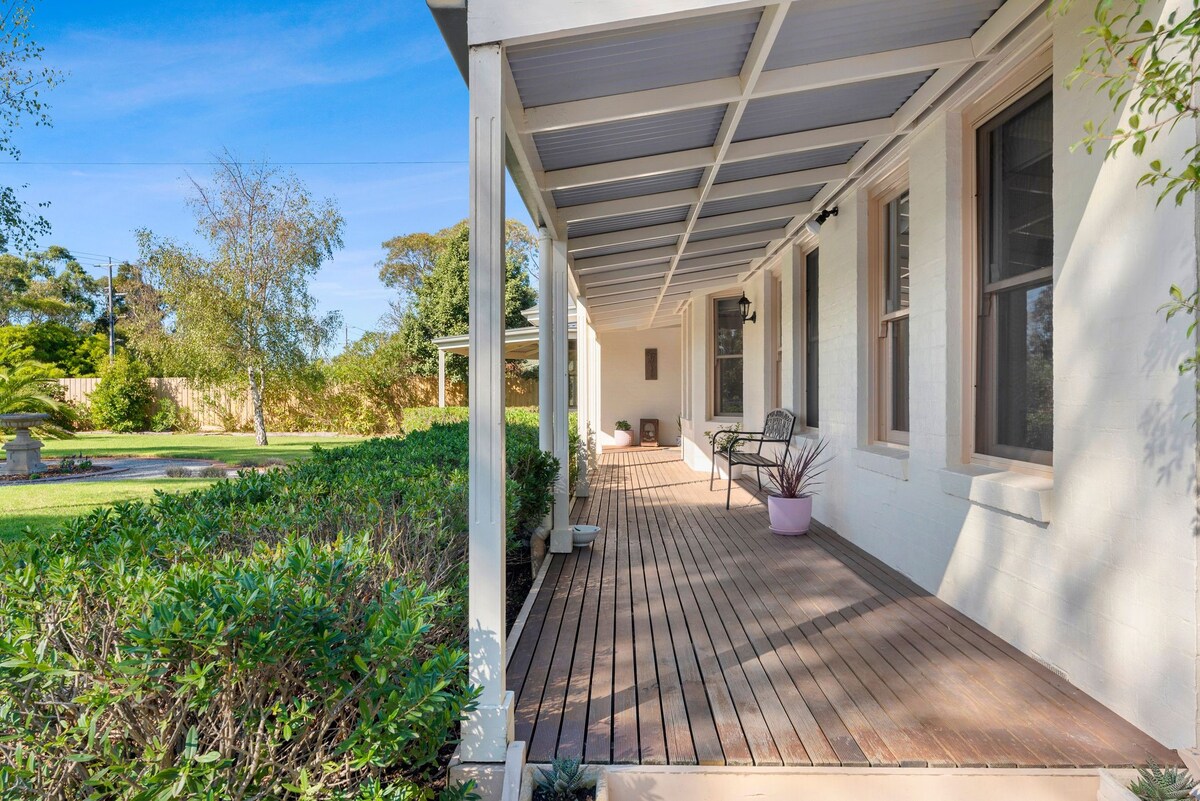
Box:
4, 159, 467, 166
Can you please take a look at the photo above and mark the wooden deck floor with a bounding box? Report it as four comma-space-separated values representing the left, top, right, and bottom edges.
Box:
508, 448, 1178, 768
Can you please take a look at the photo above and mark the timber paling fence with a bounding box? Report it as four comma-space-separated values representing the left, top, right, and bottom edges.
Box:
57, 376, 538, 431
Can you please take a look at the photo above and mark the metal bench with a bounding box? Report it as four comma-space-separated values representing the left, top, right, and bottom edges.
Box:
709, 408, 797, 509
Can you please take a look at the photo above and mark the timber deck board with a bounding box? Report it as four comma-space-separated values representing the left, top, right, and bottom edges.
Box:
508, 448, 1179, 768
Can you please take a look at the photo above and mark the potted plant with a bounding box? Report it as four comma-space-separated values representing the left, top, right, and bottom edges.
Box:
521, 756, 605, 801
614, 420, 633, 448
764, 438, 830, 535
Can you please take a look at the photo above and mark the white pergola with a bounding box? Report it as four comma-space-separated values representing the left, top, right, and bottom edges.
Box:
428, 0, 1049, 769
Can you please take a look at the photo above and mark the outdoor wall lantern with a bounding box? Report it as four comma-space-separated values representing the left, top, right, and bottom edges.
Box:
804, 206, 839, 237
738, 292, 757, 324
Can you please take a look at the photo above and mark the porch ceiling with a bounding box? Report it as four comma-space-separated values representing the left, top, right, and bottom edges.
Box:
488, 0, 1043, 331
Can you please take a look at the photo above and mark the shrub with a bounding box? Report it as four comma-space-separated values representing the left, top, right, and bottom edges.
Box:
89, 352, 155, 432
0, 409, 556, 800
150, 396, 184, 432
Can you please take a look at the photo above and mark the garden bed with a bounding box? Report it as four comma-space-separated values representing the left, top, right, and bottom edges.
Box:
0, 464, 113, 482
0, 408, 558, 800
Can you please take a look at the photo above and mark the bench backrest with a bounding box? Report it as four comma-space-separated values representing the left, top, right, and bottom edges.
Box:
762, 408, 796, 443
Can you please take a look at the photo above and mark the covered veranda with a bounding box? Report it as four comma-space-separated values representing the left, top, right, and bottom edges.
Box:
426, 0, 1188, 792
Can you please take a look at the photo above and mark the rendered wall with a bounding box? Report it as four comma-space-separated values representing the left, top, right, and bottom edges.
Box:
676, 3, 1198, 747
597, 326, 682, 449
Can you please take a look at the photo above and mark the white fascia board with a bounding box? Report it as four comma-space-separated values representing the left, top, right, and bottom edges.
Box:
469, 0, 768, 47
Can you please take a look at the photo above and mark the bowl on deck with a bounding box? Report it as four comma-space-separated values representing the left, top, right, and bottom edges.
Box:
572, 525, 601, 547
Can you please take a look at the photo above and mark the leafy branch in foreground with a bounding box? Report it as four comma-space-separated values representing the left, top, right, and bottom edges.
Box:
1059, 0, 1200, 392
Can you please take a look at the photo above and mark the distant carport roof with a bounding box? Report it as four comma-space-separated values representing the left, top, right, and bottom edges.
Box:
432, 323, 575, 360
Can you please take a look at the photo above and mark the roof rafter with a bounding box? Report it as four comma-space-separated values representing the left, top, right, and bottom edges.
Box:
568, 201, 810, 254
522, 38, 978, 133
646, 0, 793, 326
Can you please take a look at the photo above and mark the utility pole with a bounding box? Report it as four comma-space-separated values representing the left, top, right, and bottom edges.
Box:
107, 258, 115, 364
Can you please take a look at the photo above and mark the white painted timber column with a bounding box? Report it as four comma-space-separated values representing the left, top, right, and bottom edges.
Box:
537, 229, 554, 462
437, 349, 447, 408
590, 322, 602, 456
461, 42, 512, 764
574, 301, 591, 498
548, 238, 572, 554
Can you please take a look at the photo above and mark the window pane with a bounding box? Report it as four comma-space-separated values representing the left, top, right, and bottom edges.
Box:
805, 249, 819, 428
716, 358, 744, 416
891, 317, 909, 433
993, 282, 1053, 454
985, 89, 1052, 284
715, 297, 743, 356
885, 191, 910, 314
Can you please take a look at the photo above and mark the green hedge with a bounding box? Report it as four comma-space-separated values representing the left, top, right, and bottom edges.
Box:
0, 411, 557, 800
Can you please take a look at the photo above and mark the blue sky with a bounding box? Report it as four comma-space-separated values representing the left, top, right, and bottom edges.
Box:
15, 1, 532, 346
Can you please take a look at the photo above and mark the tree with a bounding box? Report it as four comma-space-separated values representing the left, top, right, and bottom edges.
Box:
394, 221, 536, 382
0, 3, 61, 253
0, 246, 100, 328
1061, 0, 1200, 380
0, 343, 73, 438
137, 152, 344, 445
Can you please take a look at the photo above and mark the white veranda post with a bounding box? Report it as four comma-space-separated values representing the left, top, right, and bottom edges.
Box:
437, 349, 447, 408
538, 229, 554, 469
548, 238, 572, 553
573, 302, 591, 498
462, 43, 512, 763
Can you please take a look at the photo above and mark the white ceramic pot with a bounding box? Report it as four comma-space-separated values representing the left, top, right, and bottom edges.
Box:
614, 429, 634, 448
572, 525, 600, 547
767, 495, 813, 535
520, 764, 607, 801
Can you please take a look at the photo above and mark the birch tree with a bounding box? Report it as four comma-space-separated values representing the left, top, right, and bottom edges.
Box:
139, 152, 343, 445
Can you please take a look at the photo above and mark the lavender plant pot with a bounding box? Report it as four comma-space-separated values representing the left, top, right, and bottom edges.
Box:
768, 495, 813, 535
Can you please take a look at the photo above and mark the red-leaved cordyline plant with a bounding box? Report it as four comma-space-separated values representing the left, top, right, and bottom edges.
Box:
767, 438, 831, 499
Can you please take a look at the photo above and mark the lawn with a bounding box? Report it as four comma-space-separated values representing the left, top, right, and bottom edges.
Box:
0, 478, 216, 541
4, 432, 368, 466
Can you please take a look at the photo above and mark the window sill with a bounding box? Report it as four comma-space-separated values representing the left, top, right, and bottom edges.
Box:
937, 465, 1053, 524
853, 446, 910, 481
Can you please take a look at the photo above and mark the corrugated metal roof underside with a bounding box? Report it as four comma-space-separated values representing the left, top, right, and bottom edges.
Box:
552, 168, 704, 207
699, 186, 821, 218
535, 105, 728, 171
571, 236, 680, 260
677, 250, 757, 271
716, 141, 865, 183
765, 0, 1004, 70
690, 219, 788, 242
507, 9, 761, 108
567, 205, 691, 238
733, 72, 933, 142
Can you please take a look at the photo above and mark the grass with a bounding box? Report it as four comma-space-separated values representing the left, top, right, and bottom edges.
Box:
5, 432, 367, 466
0, 478, 216, 541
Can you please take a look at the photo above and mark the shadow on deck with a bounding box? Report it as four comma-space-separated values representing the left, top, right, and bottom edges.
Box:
507, 448, 1177, 769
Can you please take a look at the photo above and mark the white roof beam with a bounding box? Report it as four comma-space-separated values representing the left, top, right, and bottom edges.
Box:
705, 164, 847, 202
563, 164, 834, 226
682, 232, 777, 257
567, 201, 809, 255
560, 188, 699, 223
523, 39, 978, 133
500, 61, 563, 238
544, 118, 890, 191
573, 247, 676, 274
581, 245, 765, 284
586, 262, 749, 299
578, 262, 671, 287
568, 222, 686, 254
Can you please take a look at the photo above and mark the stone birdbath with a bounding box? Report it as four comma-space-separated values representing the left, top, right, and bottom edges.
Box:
1, 413, 49, 476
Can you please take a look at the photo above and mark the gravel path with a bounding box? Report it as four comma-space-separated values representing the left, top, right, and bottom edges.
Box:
3, 457, 239, 485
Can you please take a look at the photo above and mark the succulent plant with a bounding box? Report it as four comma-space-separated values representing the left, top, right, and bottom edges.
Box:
1128, 763, 1197, 801
534, 756, 594, 801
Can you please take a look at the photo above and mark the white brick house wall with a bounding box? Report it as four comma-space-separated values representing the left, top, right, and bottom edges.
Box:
673, 2, 1199, 746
